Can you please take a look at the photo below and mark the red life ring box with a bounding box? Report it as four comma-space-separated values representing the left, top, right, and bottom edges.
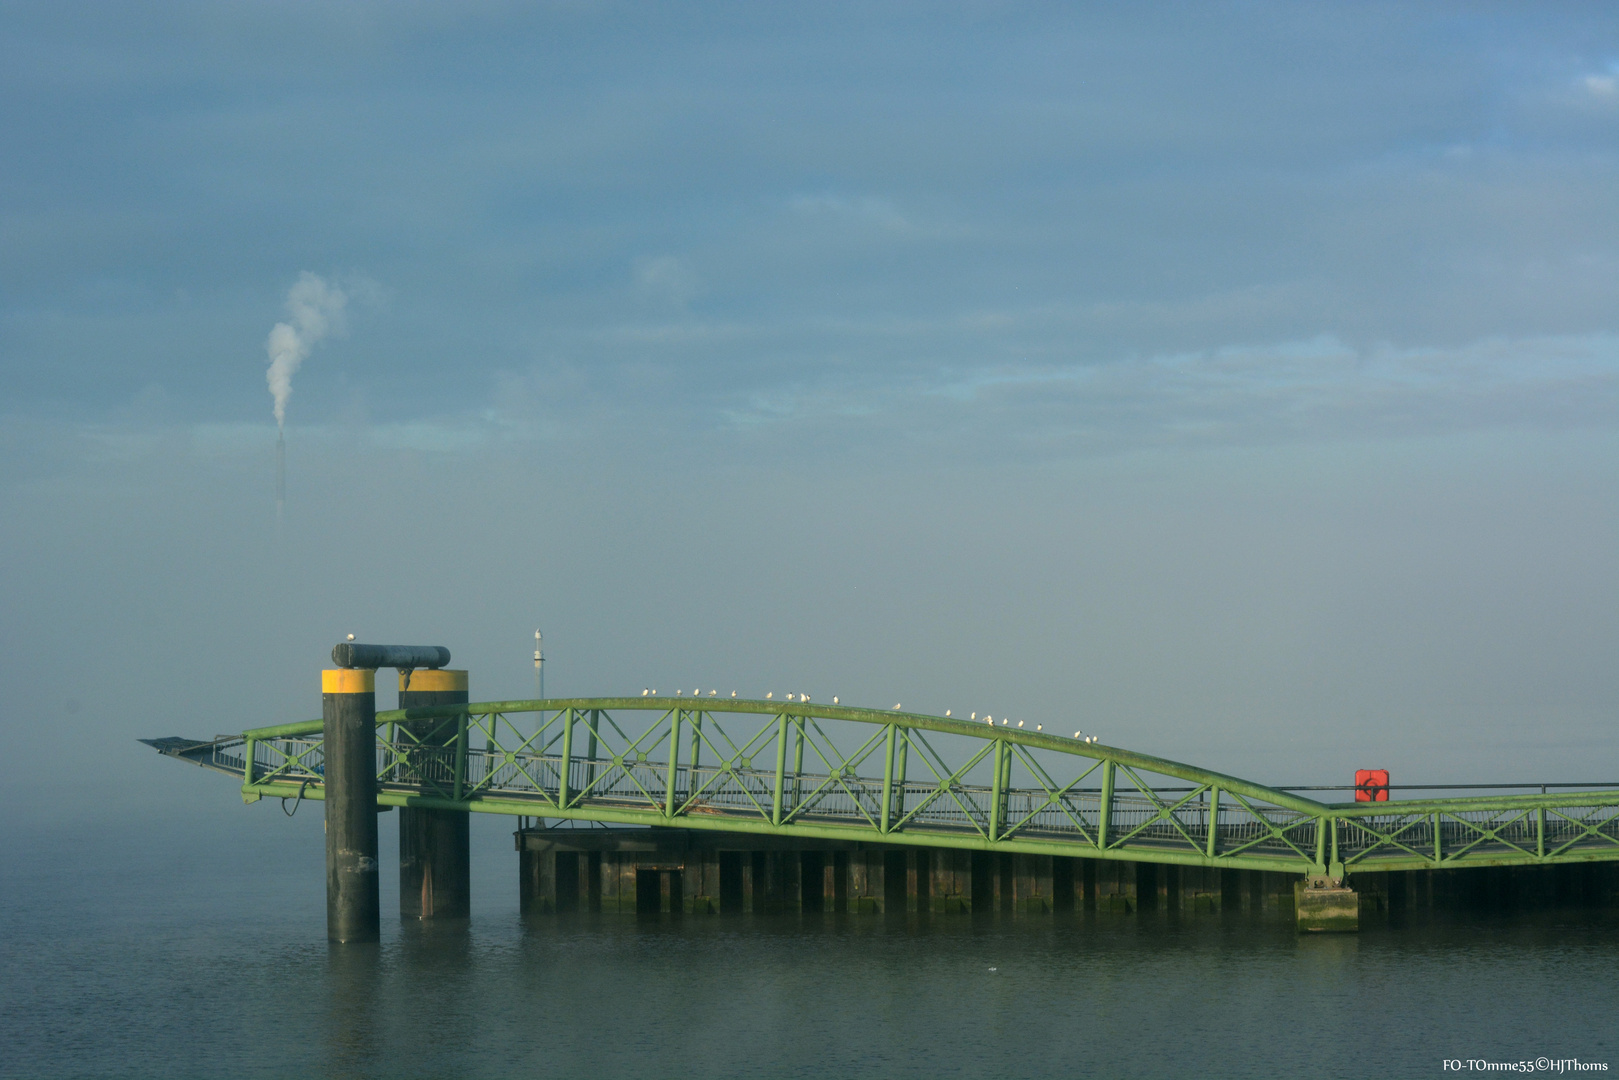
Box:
1355, 769, 1389, 802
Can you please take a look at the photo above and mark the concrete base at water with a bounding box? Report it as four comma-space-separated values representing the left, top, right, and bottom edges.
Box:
516, 828, 1619, 923
1295, 878, 1359, 932
516, 828, 1302, 917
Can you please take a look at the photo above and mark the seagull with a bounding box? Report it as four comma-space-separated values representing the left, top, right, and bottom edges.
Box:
801, 694, 810, 702
1001, 719, 1009, 726
832, 696, 839, 704
346, 633, 355, 641
1016, 721, 1024, 728
985, 715, 993, 724
766, 692, 773, 699
971, 713, 977, 720
731, 691, 737, 697
708, 690, 717, 697
1074, 732, 1083, 738
893, 703, 902, 710
787, 693, 796, 701
642, 689, 649, 696
945, 710, 951, 717
1036, 725, 1042, 732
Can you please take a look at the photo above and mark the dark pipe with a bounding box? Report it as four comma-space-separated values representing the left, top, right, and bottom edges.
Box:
331, 643, 451, 670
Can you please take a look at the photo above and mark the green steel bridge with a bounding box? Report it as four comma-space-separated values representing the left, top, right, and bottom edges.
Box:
148, 697, 1619, 878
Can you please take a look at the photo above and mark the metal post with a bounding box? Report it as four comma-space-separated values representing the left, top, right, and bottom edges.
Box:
1537, 806, 1546, 859
557, 708, 574, 809
895, 731, 908, 822
665, 710, 683, 817
398, 669, 470, 920
1205, 786, 1219, 858
323, 668, 379, 943
1314, 810, 1327, 871
1097, 760, 1115, 852
771, 713, 789, 826
1432, 812, 1442, 865
242, 736, 257, 789
791, 719, 805, 812
880, 724, 897, 834
451, 707, 468, 802
988, 739, 1006, 841
586, 710, 598, 792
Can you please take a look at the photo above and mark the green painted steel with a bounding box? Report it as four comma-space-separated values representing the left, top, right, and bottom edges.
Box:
151, 697, 1619, 876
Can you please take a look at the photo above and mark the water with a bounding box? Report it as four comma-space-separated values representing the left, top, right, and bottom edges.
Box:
4, 817, 1617, 1079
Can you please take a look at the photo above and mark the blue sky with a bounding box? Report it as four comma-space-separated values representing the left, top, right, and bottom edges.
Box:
3, 3, 1618, 822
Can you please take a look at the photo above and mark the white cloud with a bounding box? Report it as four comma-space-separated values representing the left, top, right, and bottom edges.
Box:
1584, 73, 1618, 100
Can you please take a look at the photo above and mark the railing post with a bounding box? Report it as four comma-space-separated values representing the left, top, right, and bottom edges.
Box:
1536, 806, 1546, 859
988, 739, 1006, 841
557, 708, 574, 809
1205, 786, 1219, 858
1432, 812, 1442, 865
880, 724, 897, 834
771, 713, 789, 826
664, 709, 683, 817
1097, 759, 1115, 852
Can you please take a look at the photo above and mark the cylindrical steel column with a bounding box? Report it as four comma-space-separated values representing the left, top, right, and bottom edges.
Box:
324, 668, 380, 943
398, 669, 470, 919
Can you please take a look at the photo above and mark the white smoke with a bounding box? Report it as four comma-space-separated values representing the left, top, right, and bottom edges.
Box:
266, 272, 347, 429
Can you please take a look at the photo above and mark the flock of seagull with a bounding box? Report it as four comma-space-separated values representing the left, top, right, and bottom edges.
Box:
637, 687, 1099, 745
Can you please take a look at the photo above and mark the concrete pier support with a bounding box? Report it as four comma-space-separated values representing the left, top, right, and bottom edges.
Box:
324, 668, 380, 943
1296, 874, 1358, 932
513, 831, 1619, 925
397, 669, 470, 920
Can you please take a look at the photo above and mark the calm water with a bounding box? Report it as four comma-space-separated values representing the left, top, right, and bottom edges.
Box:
3, 815, 1617, 1079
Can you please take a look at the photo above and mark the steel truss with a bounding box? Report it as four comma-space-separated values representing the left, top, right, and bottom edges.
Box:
160, 698, 1619, 876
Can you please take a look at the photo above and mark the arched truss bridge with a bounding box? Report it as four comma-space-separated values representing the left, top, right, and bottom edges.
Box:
146, 698, 1619, 876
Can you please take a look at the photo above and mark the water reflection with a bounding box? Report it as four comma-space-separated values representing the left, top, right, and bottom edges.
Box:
325, 944, 381, 1080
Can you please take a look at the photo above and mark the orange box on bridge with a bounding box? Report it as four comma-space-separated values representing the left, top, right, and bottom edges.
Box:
1355, 769, 1389, 802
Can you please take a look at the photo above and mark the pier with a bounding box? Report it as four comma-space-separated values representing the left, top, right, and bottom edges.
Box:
145, 646, 1619, 937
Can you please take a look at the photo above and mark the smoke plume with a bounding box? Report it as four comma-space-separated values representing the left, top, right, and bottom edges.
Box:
265, 272, 346, 430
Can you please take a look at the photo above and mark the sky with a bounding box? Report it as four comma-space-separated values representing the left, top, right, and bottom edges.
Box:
3, 2, 1618, 834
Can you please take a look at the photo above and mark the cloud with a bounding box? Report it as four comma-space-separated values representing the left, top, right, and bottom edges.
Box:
715, 333, 1619, 450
